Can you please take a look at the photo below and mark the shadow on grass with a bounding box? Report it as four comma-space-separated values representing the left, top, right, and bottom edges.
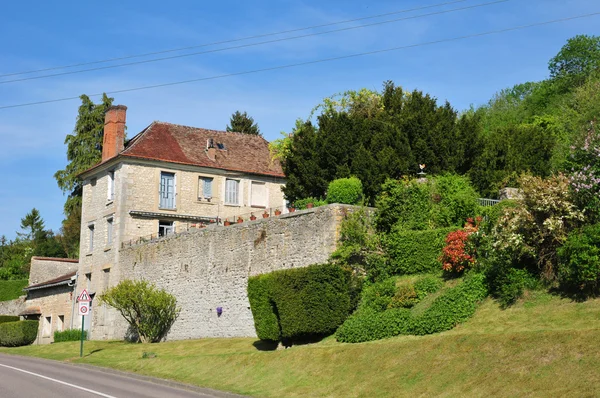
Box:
85, 349, 104, 357
252, 335, 328, 351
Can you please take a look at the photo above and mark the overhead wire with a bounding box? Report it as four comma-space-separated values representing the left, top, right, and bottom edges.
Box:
0, 0, 472, 78
1, 11, 598, 110
0, 0, 508, 85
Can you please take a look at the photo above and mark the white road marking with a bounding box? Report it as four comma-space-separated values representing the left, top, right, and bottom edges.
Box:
0, 363, 118, 398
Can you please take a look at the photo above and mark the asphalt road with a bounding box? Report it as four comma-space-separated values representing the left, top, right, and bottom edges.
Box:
0, 353, 245, 398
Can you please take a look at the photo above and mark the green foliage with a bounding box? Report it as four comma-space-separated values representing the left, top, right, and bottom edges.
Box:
247, 264, 355, 343
381, 228, 456, 276
54, 329, 86, 343
359, 278, 397, 312
247, 275, 280, 342
492, 268, 536, 308
293, 197, 326, 210
336, 273, 487, 343
388, 283, 419, 309
226, 110, 261, 135
549, 35, 600, 87
54, 94, 114, 255
0, 321, 38, 347
0, 316, 19, 324
100, 280, 180, 343
326, 177, 363, 205
414, 275, 443, 299
0, 280, 28, 301
430, 175, 479, 228
558, 224, 600, 296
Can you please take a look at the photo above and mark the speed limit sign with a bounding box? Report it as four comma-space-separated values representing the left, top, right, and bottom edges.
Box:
78, 302, 90, 316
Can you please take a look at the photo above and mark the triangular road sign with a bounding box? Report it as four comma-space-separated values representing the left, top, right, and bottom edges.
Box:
77, 289, 91, 302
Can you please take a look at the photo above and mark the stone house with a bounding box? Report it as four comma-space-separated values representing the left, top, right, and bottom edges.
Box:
76, 105, 287, 339
20, 257, 79, 344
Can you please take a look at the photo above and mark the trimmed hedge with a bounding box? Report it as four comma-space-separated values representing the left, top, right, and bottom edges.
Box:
248, 264, 354, 342
326, 177, 363, 205
0, 320, 38, 347
336, 273, 488, 343
54, 329, 87, 343
0, 316, 19, 324
382, 228, 457, 275
0, 280, 28, 302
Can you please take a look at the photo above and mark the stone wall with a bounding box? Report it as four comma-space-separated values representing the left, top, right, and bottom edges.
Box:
0, 297, 25, 316
111, 204, 349, 341
29, 257, 79, 286
27, 285, 76, 344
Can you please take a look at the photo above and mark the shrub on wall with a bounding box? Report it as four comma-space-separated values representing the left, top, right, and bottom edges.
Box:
558, 223, 600, 296
0, 320, 38, 347
248, 264, 355, 342
382, 228, 457, 275
294, 197, 327, 210
326, 177, 364, 205
54, 329, 87, 343
0, 316, 19, 324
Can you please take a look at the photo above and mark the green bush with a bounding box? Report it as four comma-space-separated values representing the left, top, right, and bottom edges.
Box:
0, 280, 28, 302
375, 178, 432, 233
430, 174, 479, 229
335, 308, 411, 343
558, 224, 600, 295
248, 264, 355, 342
294, 197, 327, 210
54, 329, 87, 343
414, 275, 444, 299
326, 177, 364, 205
0, 316, 19, 324
382, 228, 457, 275
0, 320, 38, 347
409, 273, 488, 335
388, 283, 419, 309
247, 275, 280, 342
360, 278, 397, 312
335, 273, 488, 343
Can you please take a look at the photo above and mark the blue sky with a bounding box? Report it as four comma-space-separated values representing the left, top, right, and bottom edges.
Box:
0, 0, 598, 239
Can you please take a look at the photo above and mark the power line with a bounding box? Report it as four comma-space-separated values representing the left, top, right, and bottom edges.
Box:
0, 0, 507, 85
0, 0, 471, 78
1, 11, 598, 111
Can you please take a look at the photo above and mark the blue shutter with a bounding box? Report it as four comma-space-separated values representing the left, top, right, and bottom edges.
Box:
160, 172, 175, 209
203, 178, 213, 198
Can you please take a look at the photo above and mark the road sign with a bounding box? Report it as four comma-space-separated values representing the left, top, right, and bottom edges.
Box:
77, 289, 91, 302
78, 302, 90, 316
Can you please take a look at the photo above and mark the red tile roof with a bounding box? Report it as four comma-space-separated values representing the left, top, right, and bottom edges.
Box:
24, 271, 76, 291
119, 122, 285, 177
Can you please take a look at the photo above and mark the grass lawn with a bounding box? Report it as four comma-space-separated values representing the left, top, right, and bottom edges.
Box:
2, 291, 600, 397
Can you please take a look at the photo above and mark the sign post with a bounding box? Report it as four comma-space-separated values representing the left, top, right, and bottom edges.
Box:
77, 289, 91, 357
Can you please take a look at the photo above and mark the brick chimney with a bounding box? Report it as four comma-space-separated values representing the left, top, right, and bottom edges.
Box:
102, 105, 127, 161
206, 138, 216, 161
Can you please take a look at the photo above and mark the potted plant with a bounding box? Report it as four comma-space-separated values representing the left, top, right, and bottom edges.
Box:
262, 211, 269, 218
237, 216, 244, 224
274, 209, 282, 216
306, 202, 314, 209
250, 213, 257, 221
288, 206, 296, 213
224, 219, 231, 226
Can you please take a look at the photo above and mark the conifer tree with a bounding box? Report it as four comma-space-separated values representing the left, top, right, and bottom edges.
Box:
226, 111, 261, 135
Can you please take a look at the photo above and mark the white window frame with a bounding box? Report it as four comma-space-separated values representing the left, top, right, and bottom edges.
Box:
159, 220, 175, 237
198, 176, 214, 201
107, 170, 115, 202
106, 217, 114, 246
88, 224, 95, 252
224, 178, 241, 206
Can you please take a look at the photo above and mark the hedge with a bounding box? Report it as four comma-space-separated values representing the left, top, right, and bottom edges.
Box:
0, 320, 38, 347
54, 329, 87, 343
0, 280, 28, 302
326, 177, 363, 205
382, 228, 457, 275
0, 316, 19, 324
336, 273, 488, 343
248, 264, 354, 342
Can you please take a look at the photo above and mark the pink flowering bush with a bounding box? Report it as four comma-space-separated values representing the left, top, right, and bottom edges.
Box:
568, 121, 600, 222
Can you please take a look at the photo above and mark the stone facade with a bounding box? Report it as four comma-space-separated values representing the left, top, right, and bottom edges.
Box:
26, 284, 76, 344
0, 297, 25, 317
92, 204, 347, 341
29, 257, 79, 286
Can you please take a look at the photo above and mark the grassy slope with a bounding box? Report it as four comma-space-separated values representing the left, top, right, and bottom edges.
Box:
2, 291, 600, 397
0, 280, 27, 302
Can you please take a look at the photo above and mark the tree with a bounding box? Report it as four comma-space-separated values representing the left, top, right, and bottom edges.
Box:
17, 209, 45, 242
54, 94, 114, 257
100, 280, 180, 343
226, 111, 261, 135
549, 35, 600, 86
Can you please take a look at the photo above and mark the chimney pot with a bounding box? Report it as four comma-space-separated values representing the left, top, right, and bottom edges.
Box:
102, 105, 127, 162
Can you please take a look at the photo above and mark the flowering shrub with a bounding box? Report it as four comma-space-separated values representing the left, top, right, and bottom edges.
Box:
568, 121, 600, 222
440, 218, 480, 273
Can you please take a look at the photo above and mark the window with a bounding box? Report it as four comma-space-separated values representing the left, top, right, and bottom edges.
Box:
103, 269, 110, 290
106, 217, 113, 246
225, 179, 240, 205
159, 220, 174, 237
159, 172, 176, 209
199, 177, 213, 200
107, 170, 115, 202
88, 224, 95, 252
251, 181, 267, 208
57, 315, 64, 332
